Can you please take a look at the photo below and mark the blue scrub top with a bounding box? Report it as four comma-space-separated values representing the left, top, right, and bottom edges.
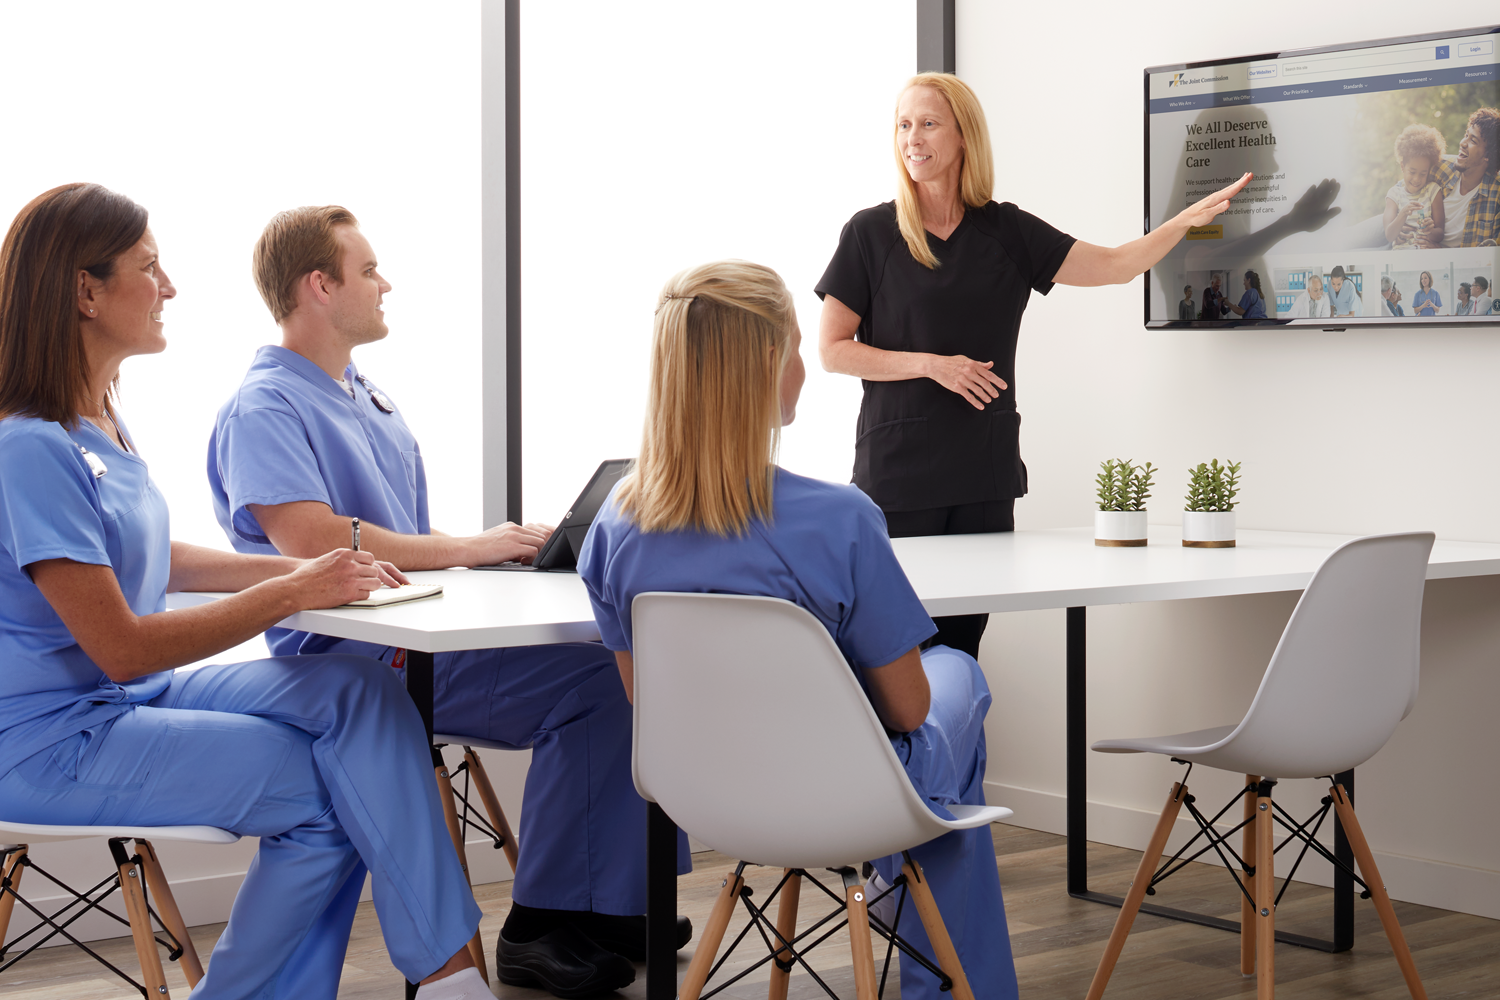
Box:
208, 345, 427, 656
0, 415, 172, 777
577, 468, 937, 685
1328, 279, 1357, 315
1238, 288, 1267, 319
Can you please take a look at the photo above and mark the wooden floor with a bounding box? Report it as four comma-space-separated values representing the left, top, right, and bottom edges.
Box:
2, 824, 1496, 999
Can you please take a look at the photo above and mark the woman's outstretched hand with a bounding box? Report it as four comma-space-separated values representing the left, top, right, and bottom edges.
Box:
924, 354, 1008, 410
289, 549, 406, 608
1178, 172, 1254, 228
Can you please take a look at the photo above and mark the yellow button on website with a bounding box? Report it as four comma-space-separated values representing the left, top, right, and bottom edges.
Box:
1186, 225, 1223, 240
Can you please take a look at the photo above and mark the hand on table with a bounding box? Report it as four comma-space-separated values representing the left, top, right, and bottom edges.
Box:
290, 549, 406, 608
924, 354, 1007, 410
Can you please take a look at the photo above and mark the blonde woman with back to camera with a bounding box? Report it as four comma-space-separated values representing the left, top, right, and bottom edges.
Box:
577, 261, 1020, 999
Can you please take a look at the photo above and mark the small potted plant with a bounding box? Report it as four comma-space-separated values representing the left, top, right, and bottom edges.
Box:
1182, 459, 1241, 547
1095, 458, 1154, 547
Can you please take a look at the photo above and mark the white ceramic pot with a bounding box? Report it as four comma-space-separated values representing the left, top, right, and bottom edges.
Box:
1095, 510, 1148, 547
1182, 510, 1236, 547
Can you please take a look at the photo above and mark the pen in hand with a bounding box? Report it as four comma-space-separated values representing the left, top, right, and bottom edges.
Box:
351, 517, 360, 553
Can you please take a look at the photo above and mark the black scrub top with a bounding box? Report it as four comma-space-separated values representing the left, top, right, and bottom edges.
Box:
815, 200, 1075, 512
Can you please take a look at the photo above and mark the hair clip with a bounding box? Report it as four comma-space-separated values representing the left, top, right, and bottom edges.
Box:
655, 293, 696, 314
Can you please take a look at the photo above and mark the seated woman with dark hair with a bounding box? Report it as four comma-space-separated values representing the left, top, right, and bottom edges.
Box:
577, 260, 1018, 1000
0, 184, 485, 1000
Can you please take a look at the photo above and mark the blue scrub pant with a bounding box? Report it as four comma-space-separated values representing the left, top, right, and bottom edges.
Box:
870, 646, 1016, 1000
378, 641, 690, 914
0, 656, 480, 1000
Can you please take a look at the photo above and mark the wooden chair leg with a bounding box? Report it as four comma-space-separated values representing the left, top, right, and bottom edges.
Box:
0, 847, 26, 952
900, 856, 977, 1000
843, 872, 879, 1000
1241, 775, 1259, 978
435, 760, 488, 982
1084, 781, 1189, 1000
116, 844, 171, 998
1255, 782, 1275, 1000
767, 870, 801, 1000
1329, 783, 1428, 1000
133, 840, 204, 988
680, 868, 745, 1000
464, 747, 520, 875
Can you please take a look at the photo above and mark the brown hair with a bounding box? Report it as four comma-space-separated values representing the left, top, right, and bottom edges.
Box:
0, 183, 149, 427
893, 73, 995, 269
1393, 123, 1446, 167
253, 205, 359, 323
615, 260, 795, 536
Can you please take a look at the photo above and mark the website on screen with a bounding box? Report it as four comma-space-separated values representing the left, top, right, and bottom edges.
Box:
1147, 30, 1499, 324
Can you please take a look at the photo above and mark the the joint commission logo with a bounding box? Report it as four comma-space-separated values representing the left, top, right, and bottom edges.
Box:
1165, 71, 1229, 88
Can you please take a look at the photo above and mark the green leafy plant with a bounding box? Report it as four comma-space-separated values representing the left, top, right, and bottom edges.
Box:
1096, 459, 1155, 511
1184, 460, 1242, 512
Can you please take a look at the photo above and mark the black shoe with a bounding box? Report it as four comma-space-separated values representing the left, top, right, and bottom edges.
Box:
568, 912, 693, 963
496, 924, 636, 998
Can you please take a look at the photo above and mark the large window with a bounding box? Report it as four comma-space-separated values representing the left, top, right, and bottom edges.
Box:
0, 3, 483, 549
520, 2, 915, 520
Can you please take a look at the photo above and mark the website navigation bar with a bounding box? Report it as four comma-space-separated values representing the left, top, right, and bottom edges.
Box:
1151, 63, 1496, 115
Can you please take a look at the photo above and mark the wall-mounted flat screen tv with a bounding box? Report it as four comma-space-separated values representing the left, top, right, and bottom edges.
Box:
1146, 25, 1498, 327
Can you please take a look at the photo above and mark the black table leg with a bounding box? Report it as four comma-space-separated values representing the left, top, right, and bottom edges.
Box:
1066, 607, 1088, 896
1333, 768, 1355, 952
646, 802, 679, 999
405, 651, 437, 1000
407, 650, 436, 743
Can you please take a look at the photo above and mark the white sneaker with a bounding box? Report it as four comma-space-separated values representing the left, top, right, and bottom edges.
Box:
413, 966, 492, 1000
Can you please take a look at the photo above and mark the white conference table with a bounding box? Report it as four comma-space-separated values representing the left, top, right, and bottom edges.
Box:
173, 525, 1500, 998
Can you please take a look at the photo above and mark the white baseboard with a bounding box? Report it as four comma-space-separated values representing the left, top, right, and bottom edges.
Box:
985, 780, 1500, 920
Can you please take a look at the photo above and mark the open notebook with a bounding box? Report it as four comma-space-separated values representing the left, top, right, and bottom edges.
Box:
343, 583, 444, 608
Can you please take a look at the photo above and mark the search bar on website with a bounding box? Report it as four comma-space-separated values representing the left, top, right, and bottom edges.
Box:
1283, 46, 1446, 77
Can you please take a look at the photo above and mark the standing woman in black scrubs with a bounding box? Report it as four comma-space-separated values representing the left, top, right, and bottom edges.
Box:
816, 73, 1249, 659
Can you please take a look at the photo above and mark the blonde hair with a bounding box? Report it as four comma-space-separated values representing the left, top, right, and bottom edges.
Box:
894, 73, 995, 269
253, 205, 359, 323
615, 261, 795, 536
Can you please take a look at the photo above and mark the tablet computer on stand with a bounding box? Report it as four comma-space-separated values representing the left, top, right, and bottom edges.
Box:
474, 458, 632, 572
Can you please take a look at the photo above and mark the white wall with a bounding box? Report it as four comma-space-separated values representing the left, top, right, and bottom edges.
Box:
958, 0, 1500, 917
0, 0, 484, 947
519, 0, 913, 521
0, 1, 484, 548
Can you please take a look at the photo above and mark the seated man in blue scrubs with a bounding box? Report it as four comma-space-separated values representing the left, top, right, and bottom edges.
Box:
208, 206, 688, 998
1, 182, 485, 1000
578, 261, 1017, 1000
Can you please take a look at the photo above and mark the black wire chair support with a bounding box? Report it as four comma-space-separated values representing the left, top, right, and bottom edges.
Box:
0, 839, 187, 998
696, 857, 950, 1000
434, 743, 508, 852
1143, 771, 1372, 919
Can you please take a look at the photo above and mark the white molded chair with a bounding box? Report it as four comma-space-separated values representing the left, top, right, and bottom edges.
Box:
0, 819, 238, 998
1084, 532, 1434, 1000
632, 592, 1013, 1000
